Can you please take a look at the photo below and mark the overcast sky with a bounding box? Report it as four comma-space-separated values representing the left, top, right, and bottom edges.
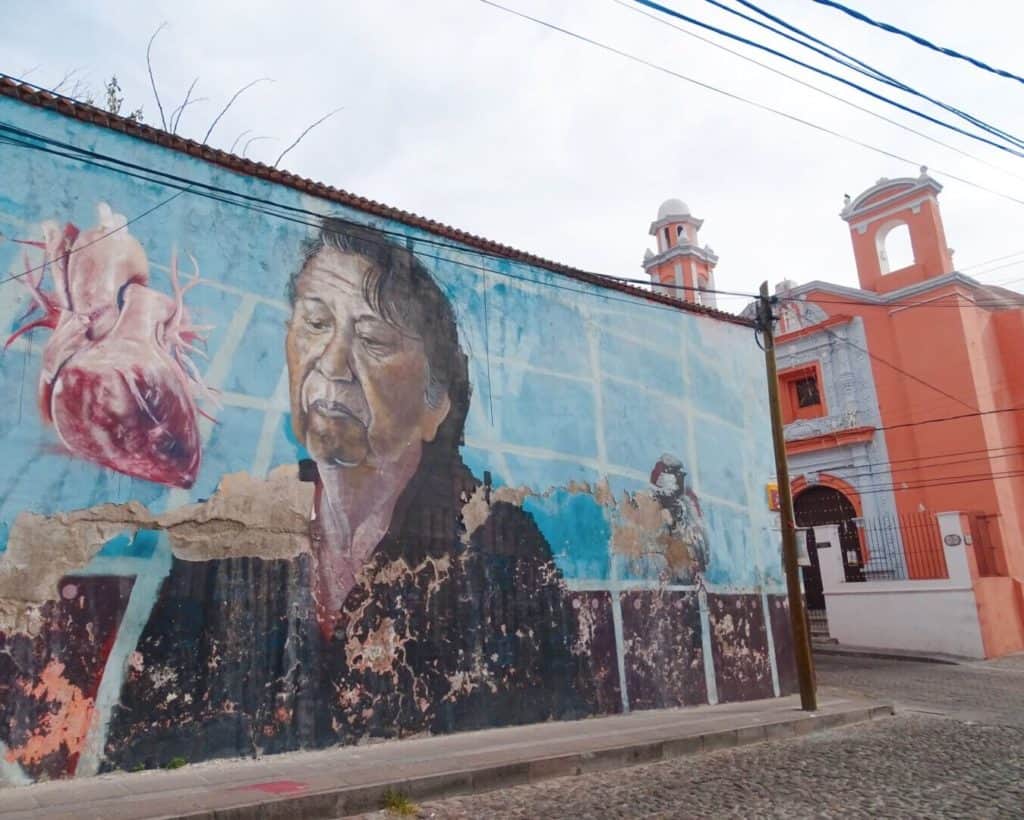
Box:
3, 0, 1022, 313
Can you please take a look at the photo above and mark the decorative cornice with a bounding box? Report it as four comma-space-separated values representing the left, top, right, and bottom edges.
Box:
840, 169, 942, 220
643, 243, 719, 270
785, 425, 877, 454
778, 272, 994, 306
776, 314, 854, 344
648, 214, 704, 235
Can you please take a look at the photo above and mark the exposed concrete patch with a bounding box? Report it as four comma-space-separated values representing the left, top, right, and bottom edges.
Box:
456, 457, 707, 582
0, 466, 313, 631
611, 493, 673, 560
0, 502, 153, 613
459, 484, 532, 544
159, 465, 314, 561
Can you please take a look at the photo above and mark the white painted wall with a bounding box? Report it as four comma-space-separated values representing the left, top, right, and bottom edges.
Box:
820, 512, 986, 658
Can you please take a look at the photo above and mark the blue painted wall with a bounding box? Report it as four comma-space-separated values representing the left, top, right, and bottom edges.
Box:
0, 93, 790, 784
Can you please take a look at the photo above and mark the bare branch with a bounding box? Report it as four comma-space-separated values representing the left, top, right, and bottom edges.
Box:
273, 106, 344, 168
68, 78, 93, 102
242, 136, 275, 158
170, 77, 202, 134
52, 67, 83, 94
170, 96, 208, 134
146, 22, 169, 130
229, 129, 253, 154
202, 78, 272, 145
19, 65, 41, 81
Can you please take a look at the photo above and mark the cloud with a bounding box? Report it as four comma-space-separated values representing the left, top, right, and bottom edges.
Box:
3, 0, 1022, 303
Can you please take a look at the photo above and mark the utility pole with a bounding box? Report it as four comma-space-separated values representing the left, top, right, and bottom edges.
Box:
758, 281, 817, 712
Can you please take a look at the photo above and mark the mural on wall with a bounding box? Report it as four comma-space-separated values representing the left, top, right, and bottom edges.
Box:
0, 90, 792, 787
5, 203, 214, 488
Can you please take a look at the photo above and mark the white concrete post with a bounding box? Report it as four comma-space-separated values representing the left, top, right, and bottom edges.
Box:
817, 525, 846, 592
936, 511, 973, 586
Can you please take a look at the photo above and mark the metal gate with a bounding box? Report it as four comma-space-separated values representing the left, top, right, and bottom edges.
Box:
793, 485, 862, 638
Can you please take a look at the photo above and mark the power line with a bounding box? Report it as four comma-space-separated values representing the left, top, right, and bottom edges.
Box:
774, 289, 1024, 309
958, 248, 1024, 271
0, 116, 778, 311
0, 123, 750, 321
798, 447, 1024, 486
632, 0, 1024, 156
711, 0, 1024, 152
0, 184, 190, 283
4, 84, 1023, 327
720, 0, 1024, 153
841, 466, 1024, 496
859, 442, 1024, 469
612, 0, 1024, 184
810, 0, 1024, 87
473, 3, 1024, 211
820, 325, 976, 412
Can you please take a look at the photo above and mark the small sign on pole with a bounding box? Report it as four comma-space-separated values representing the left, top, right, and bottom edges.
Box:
766, 481, 780, 511
796, 528, 812, 566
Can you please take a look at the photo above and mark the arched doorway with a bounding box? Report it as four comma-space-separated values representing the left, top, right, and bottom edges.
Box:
793, 485, 863, 630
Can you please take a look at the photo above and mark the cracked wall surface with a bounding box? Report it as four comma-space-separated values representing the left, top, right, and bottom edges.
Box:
0, 91, 790, 787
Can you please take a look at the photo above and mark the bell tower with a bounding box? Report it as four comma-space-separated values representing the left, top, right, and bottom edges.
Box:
644, 198, 718, 306
840, 167, 954, 294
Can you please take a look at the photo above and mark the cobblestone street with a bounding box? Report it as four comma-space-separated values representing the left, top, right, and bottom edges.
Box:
358, 653, 1024, 819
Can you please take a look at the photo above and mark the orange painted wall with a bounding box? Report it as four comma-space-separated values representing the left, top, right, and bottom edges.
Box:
780, 178, 1024, 655
848, 190, 953, 293
799, 285, 1023, 582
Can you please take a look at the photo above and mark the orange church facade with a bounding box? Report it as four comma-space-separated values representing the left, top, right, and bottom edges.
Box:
649, 173, 1024, 658
775, 170, 1024, 658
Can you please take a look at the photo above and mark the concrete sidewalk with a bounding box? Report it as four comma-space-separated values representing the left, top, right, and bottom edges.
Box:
1, 691, 892, 820
813, 640, 967, 665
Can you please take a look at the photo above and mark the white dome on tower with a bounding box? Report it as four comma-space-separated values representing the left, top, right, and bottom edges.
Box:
657, 198, 691, 220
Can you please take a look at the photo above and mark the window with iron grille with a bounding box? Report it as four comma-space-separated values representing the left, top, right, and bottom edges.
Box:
780, 364, 826, 423
795, 376, 821, 408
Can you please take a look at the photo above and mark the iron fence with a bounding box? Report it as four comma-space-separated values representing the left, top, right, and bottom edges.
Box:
856, 512, 948, 581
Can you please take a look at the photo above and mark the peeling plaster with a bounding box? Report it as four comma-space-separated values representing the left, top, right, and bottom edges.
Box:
459, 484, 532, 544
457, 456, 707, 583
0, 466, 313, 629
0, 502, 152, 629
159, 465, 313, 561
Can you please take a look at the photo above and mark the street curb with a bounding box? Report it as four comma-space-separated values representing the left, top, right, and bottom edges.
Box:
814, 645, 964, 666
169, 703, 895, 820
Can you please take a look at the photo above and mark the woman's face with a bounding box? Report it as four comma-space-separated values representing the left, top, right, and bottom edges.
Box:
286, 247, 450, 470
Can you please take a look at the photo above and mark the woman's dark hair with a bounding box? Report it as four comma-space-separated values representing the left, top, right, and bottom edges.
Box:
288, 218, 471, 466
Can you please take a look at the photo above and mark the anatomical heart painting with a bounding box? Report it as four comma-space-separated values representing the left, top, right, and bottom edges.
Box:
6, 204, 216, 489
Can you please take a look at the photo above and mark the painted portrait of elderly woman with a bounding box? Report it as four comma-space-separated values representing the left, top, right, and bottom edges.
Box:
101, 221, 618, 769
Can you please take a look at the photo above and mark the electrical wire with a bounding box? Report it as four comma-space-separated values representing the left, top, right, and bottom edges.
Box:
0, 125, 757, 322
798, 448, 1024, 486
820, 325, 976, 411
712, 0, 1024, 152
836, 466, 1024, 496
612, 0, 1024, 184
708, 0, 1024, 153
775, 289, 1024, 309
631, 0, 1024, 156
810, 0, 1024, 87
471, 4, 1024, 211
12, 121, 1013, 321
3, 82, 1023, 320
953, 248, 1024, 272
795, 442, 1024, 475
